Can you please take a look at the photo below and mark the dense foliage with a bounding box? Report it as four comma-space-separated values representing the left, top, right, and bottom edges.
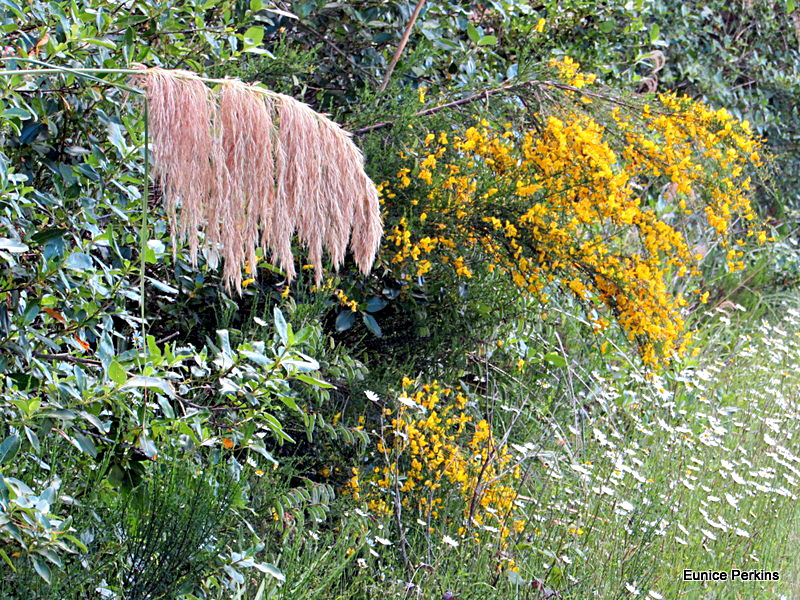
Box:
1, 1, 798, 598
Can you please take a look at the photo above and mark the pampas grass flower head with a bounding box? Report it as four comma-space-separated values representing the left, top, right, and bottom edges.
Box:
135, 66, 381, 294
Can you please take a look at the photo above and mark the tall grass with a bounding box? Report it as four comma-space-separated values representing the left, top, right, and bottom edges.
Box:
219, 301, 800, 599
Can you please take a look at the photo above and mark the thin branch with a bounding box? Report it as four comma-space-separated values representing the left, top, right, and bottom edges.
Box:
355, 80, 517, 135
379, 0, 426, 93
33, 352, 102, 367
355, 78, 676, 135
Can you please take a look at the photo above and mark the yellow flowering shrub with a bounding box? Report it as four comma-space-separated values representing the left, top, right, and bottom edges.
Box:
382, 57, 766, 367
346, 381, 525, 549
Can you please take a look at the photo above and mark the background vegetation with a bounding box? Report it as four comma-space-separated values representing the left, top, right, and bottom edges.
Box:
1, 0, 799, 598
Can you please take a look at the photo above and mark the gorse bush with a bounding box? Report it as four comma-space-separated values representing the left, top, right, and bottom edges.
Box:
348, 381, 525, 556
381, 57, 767, 367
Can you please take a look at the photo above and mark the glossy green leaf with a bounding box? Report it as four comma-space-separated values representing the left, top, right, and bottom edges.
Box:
0, 435, 20, 465
0, 238, 28, 253
31, 555, 51, 583
65, 252, 93, 270
335, 309, 356, 331
543, 352, 566, 367
109, 360, 127, 385
244, 26, 264, 46
365, 297, 388, 312
362, 313, 382, 337
274, 307, 289, 345
255, 562, 285, 581
1, 107, 30, 120
69, 432, 97, 457
293, 373, 335, 388
122, 375, 175, 398
466, 22, 480, 43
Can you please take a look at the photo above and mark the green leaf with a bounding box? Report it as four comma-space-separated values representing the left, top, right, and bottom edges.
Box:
478, 35, 497, 46
65, 252, 93, 270
24, 426, 40, 452
61, 533, 88, 553
147, 335, 162, 361
649, 23, 660, 42
31, 555, 51, 583
789, 0, 796, 13
8, 372, 40, 391
29, 229, 66, 245
69, 432, 97, 457
34, 547, 63, 568
362, 313, 382, 337
1, 107, 30, 120
244, 26, 264, 46
0, 0, 24, 20
365, 297, 388, 312
147, 278, 178, 294
277, 394, 299, 411
139, 435, 157, 459
122, 375, 175, 398
599, 20, 614, 33
274, 307, 288, 345
107, 121, 128, 154
0, 435, 20, 465
83, 37, 116, 49
240, 349, 270, 366
335, 310, 356, 331
262, 413, 294, 443
543, 352, 566, 367
109, 360, 127, 385
0, 548, 15, 572
157, 396, 175, 419
466, 22, 480, 43
254, 562, 285, 581
506, 569, 526, 586
76, 163, 100, 181
0, 238, 28, 253
293, 374, 335, 389
11, 397, 40, 418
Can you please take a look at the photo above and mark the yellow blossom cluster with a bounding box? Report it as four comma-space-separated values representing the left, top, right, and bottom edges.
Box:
381, 60, 766, 367
549, 55, 597, 89
334, 288, 359, 312
347, 381, 525, 544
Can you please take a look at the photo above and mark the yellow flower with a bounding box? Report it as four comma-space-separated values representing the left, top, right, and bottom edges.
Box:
535, 17, 546, 33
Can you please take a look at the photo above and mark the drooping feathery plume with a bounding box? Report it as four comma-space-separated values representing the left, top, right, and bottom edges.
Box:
133, 67, 381, 294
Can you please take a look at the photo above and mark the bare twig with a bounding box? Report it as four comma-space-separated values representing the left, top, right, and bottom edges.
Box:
356, 80, 518, 135
33, 352, 102, 367
355, 78, 675, 136
379, 0, 426, 93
